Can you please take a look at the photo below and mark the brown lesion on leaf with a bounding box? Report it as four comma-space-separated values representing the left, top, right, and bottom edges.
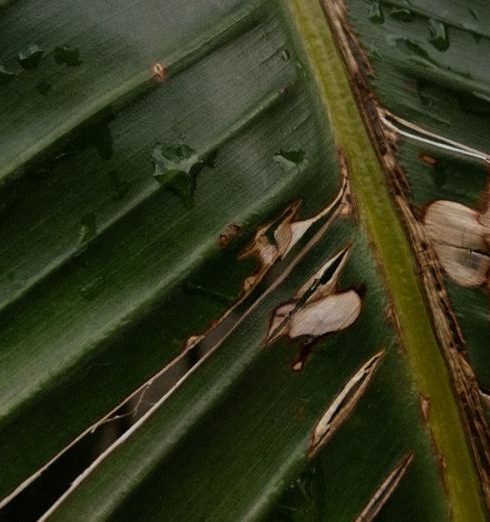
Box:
176, 156, 354, 365
151, 62, 167, 82
107, 157, 357, 439
218, 222, 242, 248
424, 199, 490, 288
355, 452, 414, 522
395, 182, 490, 508
308, 351, 384, 459
321, 0, 490, 509
420, 154, 438, 167
264, 245, 359, 346
240, 164, 352, 293
263, 245, 364, 371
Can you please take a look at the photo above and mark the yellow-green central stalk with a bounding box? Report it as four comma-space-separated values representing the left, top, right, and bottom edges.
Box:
286, 0, 485, 520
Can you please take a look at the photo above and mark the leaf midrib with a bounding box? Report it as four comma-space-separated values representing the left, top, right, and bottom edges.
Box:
286, 0, 486, 520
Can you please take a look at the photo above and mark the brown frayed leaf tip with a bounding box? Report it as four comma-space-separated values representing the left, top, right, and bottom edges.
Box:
240, 170, 351, 294
355, 452, 414, 522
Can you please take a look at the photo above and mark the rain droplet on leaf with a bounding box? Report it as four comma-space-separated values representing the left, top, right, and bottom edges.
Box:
281, 49, 290, 61
274, 149, 307, 172
389, 8, 414, 22
152, 143, 216, 208
54, 45, 82, 66
428, 19, 449, 51
80, 276, 104, 300
17, 45, 44, 69
81, 117, 114, 159
368, 1, 384, 24
108, 169, 130, 200
79, 213, 97, 243
416, 79, 436, 106
395, 38, 435, 64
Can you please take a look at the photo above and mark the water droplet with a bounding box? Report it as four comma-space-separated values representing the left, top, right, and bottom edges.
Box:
80, 276, 104, 300
0, 65, 15, 85
54, 45, 82, 66
389, 8, 414, 22
17, 45, 44, 69
79, 213, 97, 243
80, 116, 114, 159
152, 143, 216, 208
281, 49, 290, 61
416, 80, 437, 106
274, 150, 307, 172
428, 19, 449, 51
274, 464, 323, 521
368, 1, 384, 23
108, 169, 130, 200
36, 80, 52, 95
395, 38, 434, 64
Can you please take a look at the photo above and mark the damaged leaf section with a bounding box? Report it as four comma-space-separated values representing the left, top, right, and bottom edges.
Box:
308, 351, 383, 459
317, 0, 490, 511
265, 246, 360, 344
21, 158, 355, 508
424, 199, 490, 287
354, 453, 414, 522
241, 166, 352, 292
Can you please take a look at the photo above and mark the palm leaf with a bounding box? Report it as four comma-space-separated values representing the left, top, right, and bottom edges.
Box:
0, 0, 488, 520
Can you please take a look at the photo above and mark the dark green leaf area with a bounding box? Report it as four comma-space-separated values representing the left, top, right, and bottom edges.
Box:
54, 45, 82, 67
0, 65, 15, 85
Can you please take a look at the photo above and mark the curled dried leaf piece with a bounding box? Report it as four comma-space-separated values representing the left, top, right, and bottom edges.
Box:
424, 200, 490, 287
240, 171, 351, 293
355, 452, 414, 522
265, 246, 360, 344
308, 351, 384, 458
